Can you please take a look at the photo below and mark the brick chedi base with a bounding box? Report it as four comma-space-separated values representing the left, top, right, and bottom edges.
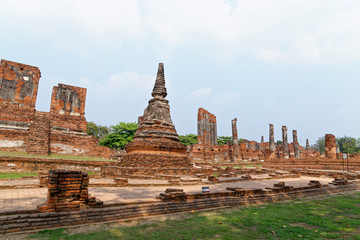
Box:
119, 63, 191, 171
38, 170, 102, 212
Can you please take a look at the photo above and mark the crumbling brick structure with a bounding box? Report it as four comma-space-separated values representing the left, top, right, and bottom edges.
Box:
0, 59, 111, 158
198, 108, 217, 145
0, 60, 41, 152
119, 63, 192, 169
48, 84, 110, 157
325, 134, 337, 158
38, 170, 102, 212
190, 109, 264, 162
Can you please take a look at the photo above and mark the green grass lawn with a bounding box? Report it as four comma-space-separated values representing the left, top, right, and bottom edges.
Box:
27, 193, 360, 240
0, 172, 38, 179
0, 151, 114, 162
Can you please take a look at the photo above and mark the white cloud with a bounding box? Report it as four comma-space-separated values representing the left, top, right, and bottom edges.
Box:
187, 87, 238, 104
0, 0, 144, 53
189, 88, 212, 98
141, 0, 360, 65
1, 0, 360, 64
80, 71, 154, 96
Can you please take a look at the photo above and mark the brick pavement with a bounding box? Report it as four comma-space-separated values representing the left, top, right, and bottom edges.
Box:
0, 176, 333, 213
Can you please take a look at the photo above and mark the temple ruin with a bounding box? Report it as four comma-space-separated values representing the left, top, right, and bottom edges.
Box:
0, 59, 111, 158
113, 63, 193, 174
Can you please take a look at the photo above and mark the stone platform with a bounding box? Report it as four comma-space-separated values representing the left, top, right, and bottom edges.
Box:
0, 176, 334, 214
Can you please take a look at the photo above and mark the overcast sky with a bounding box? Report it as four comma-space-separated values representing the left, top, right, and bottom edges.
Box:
1, 0, 360, 146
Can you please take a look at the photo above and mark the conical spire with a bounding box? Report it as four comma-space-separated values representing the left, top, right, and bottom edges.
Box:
151, 63, 167, 98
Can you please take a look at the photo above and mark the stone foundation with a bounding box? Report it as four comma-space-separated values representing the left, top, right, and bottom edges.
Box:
38, 170, 102, 212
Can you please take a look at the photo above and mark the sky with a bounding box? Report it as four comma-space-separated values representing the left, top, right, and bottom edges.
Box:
1, 0, 360, 146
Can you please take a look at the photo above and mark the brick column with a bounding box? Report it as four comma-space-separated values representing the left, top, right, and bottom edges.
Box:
325, 134, 336, 158
306, 139, 310, 150
293, 130, 300, 158
269, 124, 275, 152
231, 118, 240, 160
282, 126, 289, 158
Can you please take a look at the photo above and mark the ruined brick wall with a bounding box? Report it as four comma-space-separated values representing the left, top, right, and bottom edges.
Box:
197, 108, 217, 145
263, 157, 360, 171
190, 144, 233, 162
0, 156, 112, 172
0, 59, 41, 152
50, 84, 87, 133
48, 84, 112, 158
0, 60, 112, 158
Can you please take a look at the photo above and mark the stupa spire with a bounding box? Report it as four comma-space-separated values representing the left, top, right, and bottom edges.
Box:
151, 63, 167, 98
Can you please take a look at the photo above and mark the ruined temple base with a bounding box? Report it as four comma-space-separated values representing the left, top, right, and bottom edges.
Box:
120, 152, 192, 169
101, 166, 212, 177
264, 157, 360, 171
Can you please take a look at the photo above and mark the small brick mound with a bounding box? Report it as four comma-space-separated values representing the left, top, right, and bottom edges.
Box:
331, 178, 350, 185
114, 177, 128, 186
208, 176, 219, 183
38, 170, 102, 212
158, 188, 186, 201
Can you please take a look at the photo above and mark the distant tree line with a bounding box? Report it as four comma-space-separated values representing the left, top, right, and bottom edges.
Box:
312, 136, 360, 154
88, 122, 241, 150
88, 122, 360, 154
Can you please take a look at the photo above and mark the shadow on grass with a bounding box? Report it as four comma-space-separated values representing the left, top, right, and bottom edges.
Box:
27, 193, 360, 240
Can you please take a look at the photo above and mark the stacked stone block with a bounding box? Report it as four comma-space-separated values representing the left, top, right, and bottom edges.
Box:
38, 170, 102, 212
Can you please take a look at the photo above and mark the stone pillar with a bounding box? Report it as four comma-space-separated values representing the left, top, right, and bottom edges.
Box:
282, 126, 289, 158
269, 124, 275, 152
336, 145, 340, 154
325, 134, 336, 158
231, 118, 240, 160
306, 139, 310, 150
261, 136, 264, 143
293, 130, 300, 158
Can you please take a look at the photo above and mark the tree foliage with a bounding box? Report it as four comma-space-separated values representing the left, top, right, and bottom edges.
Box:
337, 136, 360, 154
217, 136, 232, 145
99, 122, 138, 150
179, 134, 198, 146
86, 122, 109, 140
311, 136, 325, 154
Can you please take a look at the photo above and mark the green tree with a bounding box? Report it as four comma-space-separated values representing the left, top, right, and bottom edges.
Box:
217, 136, 232, 145
87, 122, 109, 140
312, 136, 325, 154
337, 136, 360, 154
179, 134, 198, 146
99, 122, 138, 150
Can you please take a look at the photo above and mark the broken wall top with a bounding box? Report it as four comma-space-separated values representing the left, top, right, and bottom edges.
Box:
198, 108, 216, 123
50, 84, 87, 133
0, 59, 41, 109
50, 84, 86, 116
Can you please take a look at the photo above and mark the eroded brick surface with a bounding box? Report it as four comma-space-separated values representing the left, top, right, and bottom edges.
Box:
38, 170, 102, 212
0, 59, 111, 158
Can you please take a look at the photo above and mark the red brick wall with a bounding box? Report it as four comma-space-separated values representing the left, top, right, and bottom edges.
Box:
0, 60, 112, 158
50, 84, 87, 132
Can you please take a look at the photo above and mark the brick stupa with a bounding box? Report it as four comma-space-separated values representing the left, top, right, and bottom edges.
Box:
120, 63, 191, 169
